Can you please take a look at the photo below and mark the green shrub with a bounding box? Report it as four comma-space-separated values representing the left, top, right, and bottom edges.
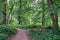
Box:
18, 24, 41, 29
29, 29, 60, 40
0, 34, 8, 40
0, 25, 16, 40
0, 25, 16, 35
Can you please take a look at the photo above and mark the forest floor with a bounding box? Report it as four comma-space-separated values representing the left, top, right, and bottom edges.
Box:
7, 28, 48, 40
7, 28, 32, 40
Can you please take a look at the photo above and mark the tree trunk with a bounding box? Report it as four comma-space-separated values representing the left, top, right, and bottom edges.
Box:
18, 0, 22, 24
42, 0, 45, 27
7, 5, 14, 24
2, 0, 7, 24
18, 16, 21, 24
42, 13, 45, 26
51, 13, 58, 29
47, 0, 58, 29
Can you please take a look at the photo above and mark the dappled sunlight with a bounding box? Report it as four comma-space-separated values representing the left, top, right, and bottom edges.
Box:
0, 0, 60, 40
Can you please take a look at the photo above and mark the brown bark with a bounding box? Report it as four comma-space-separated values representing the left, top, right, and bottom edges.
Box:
51, 13, 58, 29
47, 0, 58, 29
2, 0, 7, 24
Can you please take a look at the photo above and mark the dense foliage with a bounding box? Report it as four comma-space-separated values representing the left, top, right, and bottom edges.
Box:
0, 0, 60, 28
29, 29, 60, 40
0, 0, 60, 40
0, 34, 8, 40
0, 25, 16, 40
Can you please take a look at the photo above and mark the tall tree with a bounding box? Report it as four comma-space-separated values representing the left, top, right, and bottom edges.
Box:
47, 0, 58, 29
2, 0, 7, 24
7, 4, 14, 24
42, 0, 45, 27
18, 0, 22, 24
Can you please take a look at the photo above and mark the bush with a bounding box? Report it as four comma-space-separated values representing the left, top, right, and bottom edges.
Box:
29, 29, 60, 40
0, 25, 16, 35
0, 25, 16, 40
18, 24, 41, 29
0, 34, 8, 40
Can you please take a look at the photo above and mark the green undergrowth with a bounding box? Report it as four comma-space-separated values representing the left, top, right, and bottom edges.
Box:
0, 25, 16, 40
29, 29, 60, 40
18, 24, 43, 29
17, 24, 53, 29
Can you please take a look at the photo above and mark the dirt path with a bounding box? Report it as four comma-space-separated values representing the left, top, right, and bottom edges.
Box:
7, 29, 31, 40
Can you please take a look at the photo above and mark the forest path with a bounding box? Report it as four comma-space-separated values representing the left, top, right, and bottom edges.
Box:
7, 28, 32, 40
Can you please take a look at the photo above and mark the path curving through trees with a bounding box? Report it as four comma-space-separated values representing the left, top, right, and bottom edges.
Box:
7, 28, 31, 40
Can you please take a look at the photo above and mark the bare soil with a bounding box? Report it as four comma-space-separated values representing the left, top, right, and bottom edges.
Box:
7, 28, 32, 40
7, 27, 51, 40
